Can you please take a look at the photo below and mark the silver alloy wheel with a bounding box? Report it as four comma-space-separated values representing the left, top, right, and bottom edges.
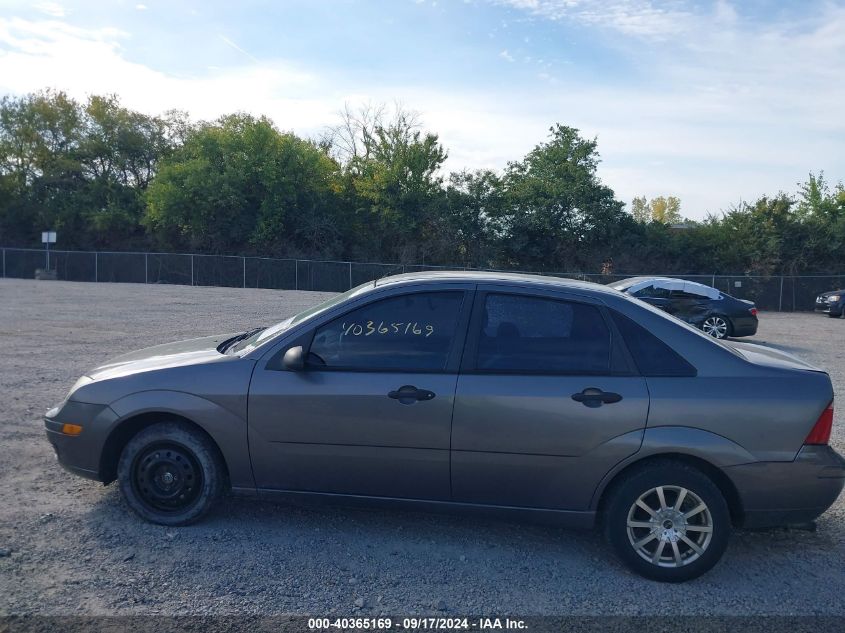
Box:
626, 485, 714, 568
702, 316, 728, 339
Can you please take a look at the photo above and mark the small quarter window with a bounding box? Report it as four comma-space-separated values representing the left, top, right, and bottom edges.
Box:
610, 310, 696, 377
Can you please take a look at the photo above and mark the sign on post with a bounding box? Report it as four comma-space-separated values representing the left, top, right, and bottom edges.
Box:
42, 230, 57, 271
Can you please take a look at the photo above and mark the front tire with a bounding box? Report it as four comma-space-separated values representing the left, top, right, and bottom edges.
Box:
117, 421, 225, 526
604, 460, 730, 582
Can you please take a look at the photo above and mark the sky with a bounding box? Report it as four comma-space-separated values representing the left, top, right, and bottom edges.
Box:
0, 0, 843, 219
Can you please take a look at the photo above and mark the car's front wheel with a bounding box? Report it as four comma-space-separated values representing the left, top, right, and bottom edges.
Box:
701, 315, 730, 339
604, 460, 730, 582
117, 421, 226, 526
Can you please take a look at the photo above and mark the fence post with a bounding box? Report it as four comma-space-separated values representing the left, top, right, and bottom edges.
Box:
243, 257, 246, 289
1, 248, 4, 278
191, 255, 194, 286
348, 262, 353, 290
144, 253, 148, 284
295, 260, 299, 290
712, 273, 715, 288
95, 252, 98, 282
779, 275, 784, 312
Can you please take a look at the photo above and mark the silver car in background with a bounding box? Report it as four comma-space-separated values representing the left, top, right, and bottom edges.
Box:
45, 272, 843, 582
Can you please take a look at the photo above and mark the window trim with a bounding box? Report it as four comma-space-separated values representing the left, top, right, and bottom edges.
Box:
460, 286, 635, 377
275, 287, 475, 374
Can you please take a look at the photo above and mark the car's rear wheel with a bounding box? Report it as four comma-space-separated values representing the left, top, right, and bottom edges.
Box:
702, 315, 730, 339
117, 421, 225, 526
604, 461, 730, 582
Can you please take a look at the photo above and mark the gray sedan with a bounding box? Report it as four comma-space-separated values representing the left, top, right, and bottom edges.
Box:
45, 272, 844, 582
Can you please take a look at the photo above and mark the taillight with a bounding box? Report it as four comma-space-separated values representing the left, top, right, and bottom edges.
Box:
749, 307, 758, 317
805, 401, 834, 445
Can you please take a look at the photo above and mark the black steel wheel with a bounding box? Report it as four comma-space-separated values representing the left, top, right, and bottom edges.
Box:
132, 442, 203, 513
118, 421, 225, 525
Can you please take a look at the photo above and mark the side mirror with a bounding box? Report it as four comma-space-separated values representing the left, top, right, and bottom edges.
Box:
282, 345, 305, 371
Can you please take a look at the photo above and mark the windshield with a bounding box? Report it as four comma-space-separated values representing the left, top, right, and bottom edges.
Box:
227, 281, 376, 354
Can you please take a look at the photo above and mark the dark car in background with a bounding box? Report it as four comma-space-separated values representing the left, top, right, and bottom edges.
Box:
815, 289, 845, 318
609, 277, 758, 339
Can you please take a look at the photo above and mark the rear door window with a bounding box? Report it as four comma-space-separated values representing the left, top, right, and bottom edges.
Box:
473, 293, 611, 374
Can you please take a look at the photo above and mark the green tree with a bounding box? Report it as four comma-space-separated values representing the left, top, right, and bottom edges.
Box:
498, 124, 628, 270
331, 105, 449, 262
145, 114, 341, 256
444, 169, 504, 267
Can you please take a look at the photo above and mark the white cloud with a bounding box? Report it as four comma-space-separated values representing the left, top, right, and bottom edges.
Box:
34, 2, 65, 18
0, 4, 843, 218
498, 48, 515, 62
0, 17, 330, 129
135, 4, 148, 10
494, 0, 695, 38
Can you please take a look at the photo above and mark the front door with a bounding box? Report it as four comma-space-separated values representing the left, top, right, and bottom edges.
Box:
451, 288, 650, 510
248, 287, 472, 501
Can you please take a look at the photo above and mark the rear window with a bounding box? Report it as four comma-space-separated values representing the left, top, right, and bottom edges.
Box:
610, 310, 696, 377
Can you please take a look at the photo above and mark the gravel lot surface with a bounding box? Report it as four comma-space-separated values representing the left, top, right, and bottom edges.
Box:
1, 279, 844, 617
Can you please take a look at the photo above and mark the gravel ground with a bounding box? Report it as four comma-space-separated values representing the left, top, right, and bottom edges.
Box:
0, 278, 844, 617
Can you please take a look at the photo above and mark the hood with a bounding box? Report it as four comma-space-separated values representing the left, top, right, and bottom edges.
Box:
86, 333, 236, 382
818, 289, 845, 298
726, 341, 824, 373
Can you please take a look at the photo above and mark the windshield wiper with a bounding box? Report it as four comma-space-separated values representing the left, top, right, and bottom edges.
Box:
218, 327, 266, 354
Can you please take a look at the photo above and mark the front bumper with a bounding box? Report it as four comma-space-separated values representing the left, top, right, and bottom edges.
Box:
44, 400, 117, 482
815, 301, 843, 316
726, 445, 845, 528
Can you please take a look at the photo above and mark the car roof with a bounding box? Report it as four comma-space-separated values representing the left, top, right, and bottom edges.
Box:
371, 270, 621, 297
611, 277, 724, 299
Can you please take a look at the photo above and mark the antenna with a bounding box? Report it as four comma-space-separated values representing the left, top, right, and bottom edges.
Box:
373, 264, 404, 288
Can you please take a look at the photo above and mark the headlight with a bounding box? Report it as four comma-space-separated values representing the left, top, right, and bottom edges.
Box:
828, 295, 840, 302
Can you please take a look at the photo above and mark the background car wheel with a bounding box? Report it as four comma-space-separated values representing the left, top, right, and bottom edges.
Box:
117, 421, 225, 526
702, 315, 730, 339
604, 460, 730, 582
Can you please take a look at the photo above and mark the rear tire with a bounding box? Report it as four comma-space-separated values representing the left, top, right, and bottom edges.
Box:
604, 460, 730, 582
117, 421, 225, 526
702, 315, 731, 339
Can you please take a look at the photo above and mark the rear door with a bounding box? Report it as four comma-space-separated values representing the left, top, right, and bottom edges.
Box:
669, 289, 711, 326
450, 286, 650, 510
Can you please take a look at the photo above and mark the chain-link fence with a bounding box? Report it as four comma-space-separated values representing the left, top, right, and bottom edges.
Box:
2, 246, 844, 311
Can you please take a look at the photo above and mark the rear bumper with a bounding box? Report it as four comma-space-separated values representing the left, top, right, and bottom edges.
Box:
726, 445, 845, 528
730, 316, 758, 337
